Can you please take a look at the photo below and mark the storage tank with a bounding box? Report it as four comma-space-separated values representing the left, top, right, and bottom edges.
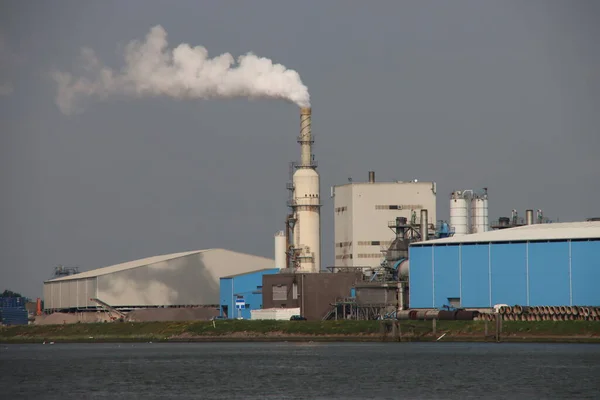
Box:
470, 196, 489, 233
450, 191, 468, 236
482, 195, 489, 231
274, 231, 286, 269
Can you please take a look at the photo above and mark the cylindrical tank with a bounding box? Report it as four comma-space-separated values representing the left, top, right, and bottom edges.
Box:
470, 197, 488, 233
482, 196, 489, 232
526, 209, 534, 225
450, 191, 468, 236
292, 167, 320, 273
274, 231, 286, 269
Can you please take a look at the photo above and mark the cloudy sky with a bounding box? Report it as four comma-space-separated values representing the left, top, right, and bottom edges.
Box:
1, 1, 599, 297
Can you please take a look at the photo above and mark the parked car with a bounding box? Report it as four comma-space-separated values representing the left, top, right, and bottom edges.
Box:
290, 315, 307, 321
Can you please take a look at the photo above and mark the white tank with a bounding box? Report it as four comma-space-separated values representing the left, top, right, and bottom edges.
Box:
274, 231, 286, 269
470, 197, 488, 233
292, 168, 320, 273
482, 197, 489, 232
450, 191, 468, 236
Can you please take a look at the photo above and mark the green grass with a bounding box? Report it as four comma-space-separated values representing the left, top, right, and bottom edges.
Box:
1, 320, 599, 343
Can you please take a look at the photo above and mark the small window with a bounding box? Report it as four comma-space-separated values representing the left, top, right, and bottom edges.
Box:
273, 285, 287, 301
448, 298, 460, 308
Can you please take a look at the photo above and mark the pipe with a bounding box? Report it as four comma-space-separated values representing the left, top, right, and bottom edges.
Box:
461, 190, 474, 199
559, 306, 566, 314
420, 209, 429, 241
396, 310, 412, 320
438, 310, 457, 320
424, 310, 439, 320
299, 107, 312, 167
368, 171, 375, 183
571, 306, 579, 316
543, 306, 550, 314
525, 210, 534, 225
513, 305, 523, 315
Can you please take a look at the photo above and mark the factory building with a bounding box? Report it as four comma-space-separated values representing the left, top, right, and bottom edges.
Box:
43, 249, 275, 311
409, 221, 600, 309
262, 272, 361, 320
219, 268, 279, 319
333, 171, 436, 268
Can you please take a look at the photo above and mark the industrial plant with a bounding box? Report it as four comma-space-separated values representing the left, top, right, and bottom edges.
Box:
4, 106, 599, 327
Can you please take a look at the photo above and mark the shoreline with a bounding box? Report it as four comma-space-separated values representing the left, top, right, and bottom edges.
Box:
2, 320, 600, 344
3, 335, 600, 344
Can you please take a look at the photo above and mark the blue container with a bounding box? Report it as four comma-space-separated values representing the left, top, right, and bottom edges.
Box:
0, 297, 26, 308
0, 306, 28, 325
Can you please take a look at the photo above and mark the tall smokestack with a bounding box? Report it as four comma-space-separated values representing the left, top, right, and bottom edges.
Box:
420, 209, 429, 241
299, 107, 313, 167
291, 107, 320, 273
369, 171, 375, 183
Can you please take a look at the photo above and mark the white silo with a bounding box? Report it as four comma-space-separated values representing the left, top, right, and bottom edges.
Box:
470, 196, 488, 233
274, 231, 287, 269
290, 107, 321, 273
482, 194, 489, 232
450, 191, 469, 236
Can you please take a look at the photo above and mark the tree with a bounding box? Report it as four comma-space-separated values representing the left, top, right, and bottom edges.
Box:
1, 289, 23, 298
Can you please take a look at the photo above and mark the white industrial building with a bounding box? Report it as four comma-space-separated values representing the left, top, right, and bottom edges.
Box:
43, 249, 275, 311
333, 172, 437, 268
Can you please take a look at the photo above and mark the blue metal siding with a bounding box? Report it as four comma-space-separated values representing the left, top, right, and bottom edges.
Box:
571, 241, 600, 306
410, 239, 600, 308
433, 246, 460, 308
491, 243, 527, 306
528, 242, 570, 306
460, 244, 490, 307
220, 269, 279, 319
409, 246, 433, 308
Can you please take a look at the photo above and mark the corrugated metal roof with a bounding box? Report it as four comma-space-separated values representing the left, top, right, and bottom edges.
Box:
221, 268, 279, 279
412, 221, 600, 246
46, 249, 216, 282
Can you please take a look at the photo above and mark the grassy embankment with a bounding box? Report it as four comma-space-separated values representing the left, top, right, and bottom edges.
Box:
2, 320, 600, 343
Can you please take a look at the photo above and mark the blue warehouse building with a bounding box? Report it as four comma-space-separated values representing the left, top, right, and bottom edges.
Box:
409, 221, 600, 309
220, 268, 280, 319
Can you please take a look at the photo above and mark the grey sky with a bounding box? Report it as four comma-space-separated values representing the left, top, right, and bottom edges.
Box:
1, 1, 599, 297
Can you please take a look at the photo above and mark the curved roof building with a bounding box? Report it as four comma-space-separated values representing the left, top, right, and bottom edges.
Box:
43, 249, 275, 311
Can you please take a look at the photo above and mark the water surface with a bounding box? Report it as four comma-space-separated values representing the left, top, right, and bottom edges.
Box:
1, 342, 599, 399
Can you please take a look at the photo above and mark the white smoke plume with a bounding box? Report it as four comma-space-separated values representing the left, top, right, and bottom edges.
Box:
54, 25, 310, 115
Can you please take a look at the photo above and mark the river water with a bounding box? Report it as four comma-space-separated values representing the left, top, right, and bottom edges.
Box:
1, 342, 599, 399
